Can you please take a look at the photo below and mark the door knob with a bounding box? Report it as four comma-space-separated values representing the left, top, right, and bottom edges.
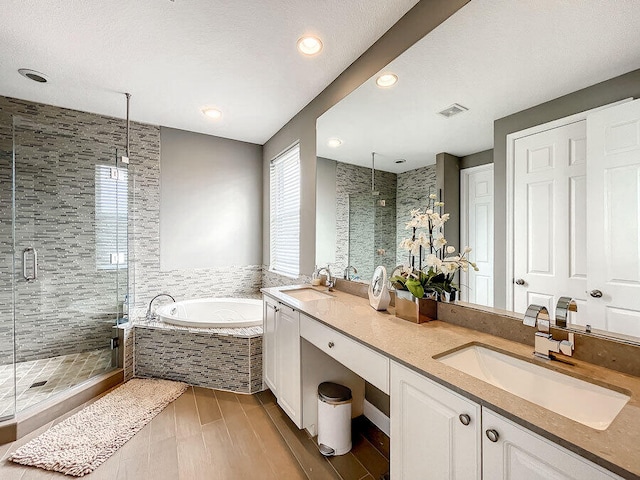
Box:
328, 341, 334, 348
485, 429, 500, 443
589, 289, 603, 298
459, 414, 471, 426
515, 278, 525, 286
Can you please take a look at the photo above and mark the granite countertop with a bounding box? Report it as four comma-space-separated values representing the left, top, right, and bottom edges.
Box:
262, 285, 640, 480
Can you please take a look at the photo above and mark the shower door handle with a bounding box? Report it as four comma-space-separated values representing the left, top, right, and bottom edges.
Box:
23, 247, 38, 282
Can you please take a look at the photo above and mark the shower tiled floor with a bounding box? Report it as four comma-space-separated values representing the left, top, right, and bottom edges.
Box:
0, 349, 114, 418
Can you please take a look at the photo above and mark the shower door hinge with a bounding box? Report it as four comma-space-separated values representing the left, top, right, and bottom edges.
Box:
110, 337, 120, 349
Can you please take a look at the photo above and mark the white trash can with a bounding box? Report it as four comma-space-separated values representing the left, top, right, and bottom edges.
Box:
317, 382, 352, 456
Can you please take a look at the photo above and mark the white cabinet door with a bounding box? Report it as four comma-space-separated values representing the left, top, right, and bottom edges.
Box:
513, 120, 588, 322
586, 98, 640, 336
482, 409, 622, 480
275, 303, 302, 428
390, 362, 481, 480
263, 296, 278, 393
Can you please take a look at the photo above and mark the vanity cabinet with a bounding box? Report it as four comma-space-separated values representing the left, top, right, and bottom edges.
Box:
390, 361, 481, 479
482, 409, 622, 480
263, 296, 302, 427
391, 361, 622, 480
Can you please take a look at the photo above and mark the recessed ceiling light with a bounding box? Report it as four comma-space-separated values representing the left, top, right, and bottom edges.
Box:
376, 73, 398, 88
201, 107, 222, 120
394, 159, 406, 164
297, 36, 323, 56
18, 68, 49, 83
327, 138, 342, 148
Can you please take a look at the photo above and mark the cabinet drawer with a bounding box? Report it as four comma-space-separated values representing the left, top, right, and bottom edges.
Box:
300, 314, 389, 393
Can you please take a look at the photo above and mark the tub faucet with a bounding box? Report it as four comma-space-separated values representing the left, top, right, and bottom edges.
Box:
146, 293, 176, 321
343, 265, 357, 280
523, 304, 574, 360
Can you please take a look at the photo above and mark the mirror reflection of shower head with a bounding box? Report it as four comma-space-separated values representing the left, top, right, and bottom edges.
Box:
371, 152, 380, 196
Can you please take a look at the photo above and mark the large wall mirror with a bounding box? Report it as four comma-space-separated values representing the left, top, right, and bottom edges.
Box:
315, 0, 640, 342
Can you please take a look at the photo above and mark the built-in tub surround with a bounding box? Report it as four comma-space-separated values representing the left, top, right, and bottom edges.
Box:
157, 298, 262, 328
134, 316, 263, 394
262, 286, 640, 479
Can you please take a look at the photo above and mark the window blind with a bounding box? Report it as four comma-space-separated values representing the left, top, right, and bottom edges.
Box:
270, 144, 301, 277
95, 165, 128, 270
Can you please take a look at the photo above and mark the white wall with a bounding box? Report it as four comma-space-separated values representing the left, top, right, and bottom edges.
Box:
160, 127, 262, 270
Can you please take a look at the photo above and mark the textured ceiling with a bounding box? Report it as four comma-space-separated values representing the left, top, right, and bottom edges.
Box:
0, 0, 418, 144
317, 0, 640, 173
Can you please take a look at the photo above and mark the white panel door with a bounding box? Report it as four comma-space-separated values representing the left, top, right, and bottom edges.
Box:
275, 303, 302, 428
461, 164, 494, 306
263, 296, 278, 393
483, 409, 622, 480
513, 121, 588, 323
390, 362, 481, 480
586, 99, 640, 336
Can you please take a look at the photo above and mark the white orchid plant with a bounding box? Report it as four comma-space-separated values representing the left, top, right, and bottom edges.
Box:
391, 193, 478, 299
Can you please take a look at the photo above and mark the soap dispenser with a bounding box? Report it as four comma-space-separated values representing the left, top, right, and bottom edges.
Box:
312, 266, 322, 286
368, 266, 391, 311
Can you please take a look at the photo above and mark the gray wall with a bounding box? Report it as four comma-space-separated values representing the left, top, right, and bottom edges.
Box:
262, 0, 470, 282
493, 68, 640, 308
315, 157, 337, 267
159, 127, 262, 270
461, 149, 493, 170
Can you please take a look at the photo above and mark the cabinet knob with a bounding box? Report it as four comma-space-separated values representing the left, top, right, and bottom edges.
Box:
459, 413, 471, 426
589, 289, 603, 298
515, 278, 525, 286
328, 341, 335, 348
485, 429, 500, 443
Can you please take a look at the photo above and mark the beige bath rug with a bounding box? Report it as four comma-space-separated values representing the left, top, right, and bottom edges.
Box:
9, 378, 188, 477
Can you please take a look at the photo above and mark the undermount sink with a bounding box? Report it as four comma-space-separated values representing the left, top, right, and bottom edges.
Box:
437, 345, 629, 430
282, 288, 333, 302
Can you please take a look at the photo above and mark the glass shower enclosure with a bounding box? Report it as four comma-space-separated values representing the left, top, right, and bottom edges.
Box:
0, 113, 131, 421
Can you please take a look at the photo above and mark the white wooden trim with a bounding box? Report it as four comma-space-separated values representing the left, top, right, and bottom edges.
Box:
504, 98, 633, 311
460, 163, 493, 303
363, 399, 390, 437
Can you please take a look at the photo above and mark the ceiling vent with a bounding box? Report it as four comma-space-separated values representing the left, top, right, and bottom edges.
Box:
18, 69, 49, 83
438, 103, 468, 118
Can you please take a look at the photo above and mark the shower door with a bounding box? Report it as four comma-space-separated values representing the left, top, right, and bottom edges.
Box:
11, 115, 124, 414
0, 113, 15, 420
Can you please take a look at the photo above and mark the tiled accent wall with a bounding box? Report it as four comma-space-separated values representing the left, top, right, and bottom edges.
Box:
261, 267, 311, 288
336, 162, 396, 282
396, 165, 437, 266
0, 97, 147, 362
0, 113, 14, 368
134, 325, 262, 394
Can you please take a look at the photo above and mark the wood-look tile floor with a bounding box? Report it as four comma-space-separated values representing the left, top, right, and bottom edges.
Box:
0, 386, 389, 480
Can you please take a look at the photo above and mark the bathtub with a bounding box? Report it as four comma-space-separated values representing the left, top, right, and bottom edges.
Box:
156, 298, 263, 328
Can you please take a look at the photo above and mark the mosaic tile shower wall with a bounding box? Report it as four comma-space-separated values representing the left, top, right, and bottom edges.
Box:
336, 162, 396, 282
0, 113, 14, 369
396, 165, 437, 266
0, 97, 138, 363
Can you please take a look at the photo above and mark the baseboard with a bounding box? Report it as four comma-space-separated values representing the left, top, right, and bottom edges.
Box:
363, 399, 390, 437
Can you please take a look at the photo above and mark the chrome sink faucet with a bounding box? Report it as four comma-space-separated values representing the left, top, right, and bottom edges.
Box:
146, 293, 176, 321
343, 265, 357, 280
523, 304, 574, 360
317, 266, 334, 291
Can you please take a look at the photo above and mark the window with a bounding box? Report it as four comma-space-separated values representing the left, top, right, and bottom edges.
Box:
270, 144, 301, 277
95, 165, 128, 270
